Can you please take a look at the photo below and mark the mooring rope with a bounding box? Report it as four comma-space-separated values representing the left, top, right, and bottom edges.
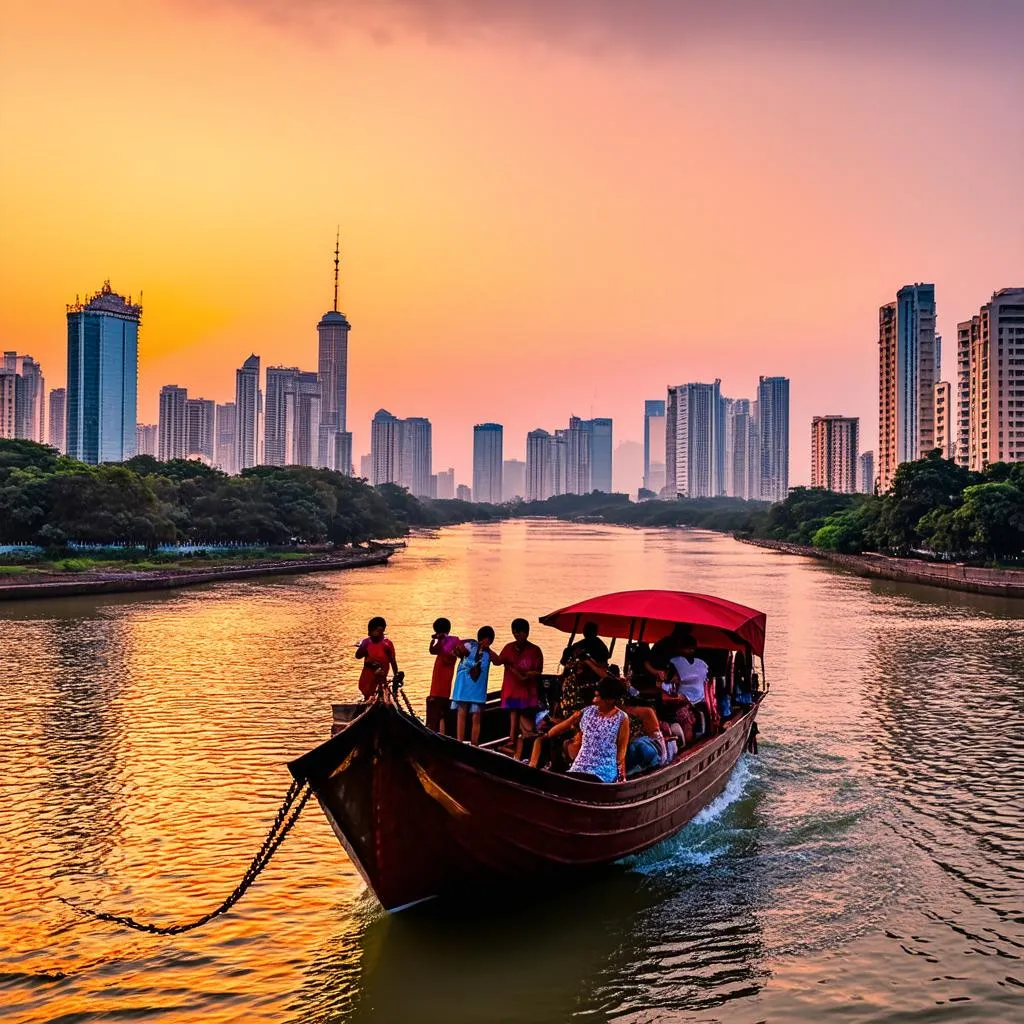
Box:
58, 778, 313, 935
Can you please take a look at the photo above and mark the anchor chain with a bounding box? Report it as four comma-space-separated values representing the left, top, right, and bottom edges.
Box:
59, 777, 313, 935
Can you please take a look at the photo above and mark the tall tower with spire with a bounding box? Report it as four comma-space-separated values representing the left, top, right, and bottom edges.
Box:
317, 231, 352, 472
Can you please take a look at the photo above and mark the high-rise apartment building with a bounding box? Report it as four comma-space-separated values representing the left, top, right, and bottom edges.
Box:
503, 458, 526, 501
0, 371, 15, 439
435, 467, 455, 499
371, 409, 401, 485
48, 388, 66, 452
265, 367, 322, 467
666, 381, 725, 498
185, 397, 216, 462
878, 283, 937, 491
557, 416, 592, 495
725, 398, 758, 499
359, 453, 373, 480
235, 354, 261, 471
966, 288, 1024, 470
643, 400, 666, 494
215, 403, 237, 474
757, 376, 790, 502
858, 451, 875, 494
3, 353, 46, 442
955, 317, 976, 468
158, 385, 188, 461
934, 382, 954, 460
318, 237, 352, 471
473, 423, 503, 503
456, 484, 472, 502
811, 416, 859, 493
526, 428, 567, 501
588, 418, 613, 493
400, 417, 432, 497
135, 423, 158, 458
66, 283, 139, 464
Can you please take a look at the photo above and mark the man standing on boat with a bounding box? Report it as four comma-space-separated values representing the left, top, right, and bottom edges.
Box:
491, 618, 544, 760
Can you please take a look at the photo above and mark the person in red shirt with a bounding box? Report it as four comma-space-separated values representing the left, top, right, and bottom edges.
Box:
355, 616, 398, 699
491, 617, 544, 760
426, 617, 461, 733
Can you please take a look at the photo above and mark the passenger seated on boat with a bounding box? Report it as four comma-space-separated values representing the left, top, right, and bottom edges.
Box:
451, 626, 494, 746
546, 677, 629, 783
666, 634, 711, 739
644, 623, 692, 685
561, 621, 610, 669
623, 703, 668, 777
355, 617, 399, 700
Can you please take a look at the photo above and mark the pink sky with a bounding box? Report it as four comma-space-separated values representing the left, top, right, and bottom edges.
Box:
1, 0, 1021, 485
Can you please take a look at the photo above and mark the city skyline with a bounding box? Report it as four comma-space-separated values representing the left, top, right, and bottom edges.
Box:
3, 3, 1020, 485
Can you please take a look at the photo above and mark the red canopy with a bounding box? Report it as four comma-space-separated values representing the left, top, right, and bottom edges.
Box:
538, 590, 766, 656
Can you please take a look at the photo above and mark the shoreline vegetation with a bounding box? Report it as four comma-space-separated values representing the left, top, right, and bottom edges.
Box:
2, 440, 1021, 600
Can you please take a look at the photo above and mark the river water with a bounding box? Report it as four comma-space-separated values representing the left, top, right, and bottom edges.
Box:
2, 522, 1022, 1023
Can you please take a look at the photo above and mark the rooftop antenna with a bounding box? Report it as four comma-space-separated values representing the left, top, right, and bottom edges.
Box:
333, 227, 340, 312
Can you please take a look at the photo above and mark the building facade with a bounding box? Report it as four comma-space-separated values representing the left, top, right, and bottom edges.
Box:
724, 397, 757, 500
66, 283, 140, 464
588, 417, 613, 492
666, 381, 725, 498
435, 467, 455, 499
215, 403, 237, 474
811, 415, 859, 493
643, 399, 666, 495
933, 382, 954, 460
185, 397, 216, 462
265, 367, 322, 468
456, 484, 472, 502
756, 375, 790, 502
878, 283, 937, 491
472, 423, 503, 503
235, 354, 261, 471
955, 317, 976, 468
3, 353, 46, 443
0, 371, 15, 439
525, 428, 566, 501
48, 387, 66, 452
370, 409, 401, 485
158, 385, 188, 461
503, 458, 526, 501
135, 423, 158, 458
399, 417, 432, 497
858, 450, 875, 494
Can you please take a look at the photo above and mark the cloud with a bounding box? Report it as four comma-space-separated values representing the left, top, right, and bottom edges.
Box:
188, 0, 1024, 61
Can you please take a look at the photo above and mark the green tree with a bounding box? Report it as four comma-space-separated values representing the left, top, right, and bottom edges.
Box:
956, 482, 1024, 560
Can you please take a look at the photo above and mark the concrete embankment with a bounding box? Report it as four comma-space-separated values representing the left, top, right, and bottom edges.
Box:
742, 539, 1024, 599
0, 548, 393, 602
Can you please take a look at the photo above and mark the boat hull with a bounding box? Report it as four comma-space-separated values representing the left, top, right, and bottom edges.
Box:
289, 699, 760, 911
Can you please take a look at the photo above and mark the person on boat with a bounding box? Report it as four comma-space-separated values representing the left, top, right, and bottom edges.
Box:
490, 618, 545, 760
623, 702, 668, 777
355, 617, 398, 700
560, 621, 610, 668
546, 676, 630, 783
644, 623, 692, 684
666, 634, 711, 738
426, 617, 461, 734
451, 625, 494, 745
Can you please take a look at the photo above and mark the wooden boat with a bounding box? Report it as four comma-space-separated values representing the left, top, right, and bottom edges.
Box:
288, 590, 768, 912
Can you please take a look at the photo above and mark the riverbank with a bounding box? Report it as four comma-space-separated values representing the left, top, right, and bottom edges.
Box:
0, 546, 395, 601
742, 538, 1024, 598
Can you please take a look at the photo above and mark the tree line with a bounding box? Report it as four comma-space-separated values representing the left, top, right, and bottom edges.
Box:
2, 440, 1020, 561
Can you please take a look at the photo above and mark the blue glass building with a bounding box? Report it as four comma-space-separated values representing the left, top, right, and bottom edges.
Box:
66, 282, 140, 464
585, 417, 613, 492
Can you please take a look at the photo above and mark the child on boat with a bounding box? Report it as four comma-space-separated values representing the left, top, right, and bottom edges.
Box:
355, 616, 399, 699
491, 617, 545, 760
451, 625, 494, 745
427, 617, 461, 734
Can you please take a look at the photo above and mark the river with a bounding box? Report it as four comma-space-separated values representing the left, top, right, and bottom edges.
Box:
2, 521, 1022, 1023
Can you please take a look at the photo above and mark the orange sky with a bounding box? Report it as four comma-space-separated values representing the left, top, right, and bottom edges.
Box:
1, 1, 1021, 485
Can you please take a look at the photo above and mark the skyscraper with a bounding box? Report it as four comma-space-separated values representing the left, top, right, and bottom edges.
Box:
215, 403, 237, 474
966, 288, 1024, 470
0, 371, 15, 439
858, 451, 875, 494
359, 453, 373, 480
3, 353, 46, 442
557, 416, 592, 495
811, 415, 859, 493
371, 409, 401, 485
435, 467, 455, 499
933, 382, 954, 460
878, 283, 937, 491
473, 423, 503, 503
185, 397, 216, 462
757, 375, 790, 502
265, 367, 322, 468
318, 235, 352, 471
955, 317, 975, 468
135, 423, 158, 457
526, 428, 567, 501
666, 381, 725, 498
400, 417, 432, 497
158, 385, 188, 461
503, 458, 526, 501
724, 398, 756, 499
643, 400, 666, 494
48, 387, 66, 452
235, 354, 260, 471
456, 484, 472, 502
66, 282, 139, 464
587, 417, 613, 492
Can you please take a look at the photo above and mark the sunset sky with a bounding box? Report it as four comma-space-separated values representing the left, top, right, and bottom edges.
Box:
1, 1, 1021, 485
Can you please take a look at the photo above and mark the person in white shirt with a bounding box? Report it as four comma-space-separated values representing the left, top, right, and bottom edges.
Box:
664, 635, 711, 738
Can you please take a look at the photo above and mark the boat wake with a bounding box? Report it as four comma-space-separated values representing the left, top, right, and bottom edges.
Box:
622, 755, 757, 875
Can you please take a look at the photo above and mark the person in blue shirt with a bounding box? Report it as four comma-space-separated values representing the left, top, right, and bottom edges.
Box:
451, 625, 495, 745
